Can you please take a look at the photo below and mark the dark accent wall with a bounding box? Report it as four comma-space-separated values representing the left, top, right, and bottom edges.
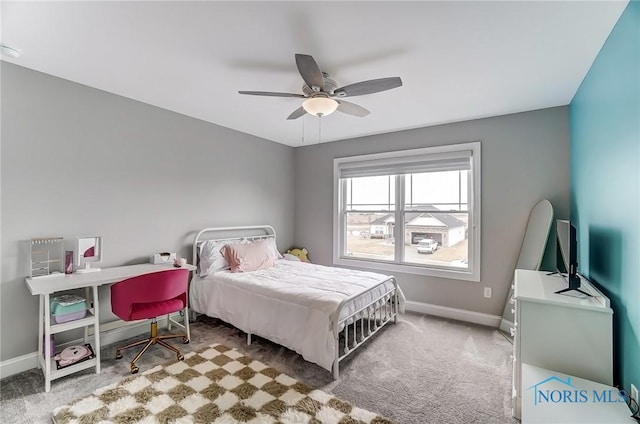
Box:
569, 1, 639, 391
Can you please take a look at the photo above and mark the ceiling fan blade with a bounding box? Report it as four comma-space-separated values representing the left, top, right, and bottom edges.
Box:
239, 91, 305, 98
295, 54, 324, 92
337, 100, 370, 117
333, 77, 402, 97
287, 106, 307, 120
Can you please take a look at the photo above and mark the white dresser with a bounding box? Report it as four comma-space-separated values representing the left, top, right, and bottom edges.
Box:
522, 364, 633, 423
512, 270, 613, 419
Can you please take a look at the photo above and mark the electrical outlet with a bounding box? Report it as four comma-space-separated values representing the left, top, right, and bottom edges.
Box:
631, 384, 638, 403
484, 287, 492, 298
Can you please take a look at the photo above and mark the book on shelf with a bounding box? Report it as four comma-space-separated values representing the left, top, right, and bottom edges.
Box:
54, 343, 95, 370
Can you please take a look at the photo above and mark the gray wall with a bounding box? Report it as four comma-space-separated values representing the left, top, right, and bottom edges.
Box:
294, 107, 570, 316
0, 63, 295, 361
0, 61, 569, 364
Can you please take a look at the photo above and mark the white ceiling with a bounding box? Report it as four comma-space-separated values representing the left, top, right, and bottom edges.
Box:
0, 1, 629, 147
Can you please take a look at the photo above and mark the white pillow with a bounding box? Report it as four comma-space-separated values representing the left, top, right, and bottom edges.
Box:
198, 240, 229, 277
265, 237, 284, 260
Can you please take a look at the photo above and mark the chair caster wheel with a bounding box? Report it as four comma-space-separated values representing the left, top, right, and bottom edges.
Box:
115, 352, 123, 360
131, 366, 139, 374
183, 337, 190, 344
177, 354, 184, 361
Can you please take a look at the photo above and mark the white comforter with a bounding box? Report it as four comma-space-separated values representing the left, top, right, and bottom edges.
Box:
189, 260, 404, 371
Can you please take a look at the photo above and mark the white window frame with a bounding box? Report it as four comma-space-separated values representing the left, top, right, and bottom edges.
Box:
333, 141, 481, 282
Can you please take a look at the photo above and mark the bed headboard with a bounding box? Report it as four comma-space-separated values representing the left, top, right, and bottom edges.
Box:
192, 225, 277, 272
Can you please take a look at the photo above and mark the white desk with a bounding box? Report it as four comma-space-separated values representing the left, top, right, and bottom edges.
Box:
25, 263, 195, 392
522, 364, 635, 423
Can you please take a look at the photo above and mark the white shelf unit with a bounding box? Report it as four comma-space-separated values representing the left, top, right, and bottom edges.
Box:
511, 270, 613, 420
40, 310, 98, 381
49, 311, 95, 334
35, 287, 99, 392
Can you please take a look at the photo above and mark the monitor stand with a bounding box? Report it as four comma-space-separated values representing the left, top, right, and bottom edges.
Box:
554, 274, 592, 297
554, 287, 592, 297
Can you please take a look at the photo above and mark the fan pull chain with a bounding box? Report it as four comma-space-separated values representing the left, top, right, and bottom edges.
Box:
318, 115, 322, 146
301, 115, 305, 144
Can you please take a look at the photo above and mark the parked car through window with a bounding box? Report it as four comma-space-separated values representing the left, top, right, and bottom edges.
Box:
417, 239, 438, 254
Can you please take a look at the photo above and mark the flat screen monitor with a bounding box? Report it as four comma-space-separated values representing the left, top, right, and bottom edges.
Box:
76, 236, 102, 273
555, 220, 590, 296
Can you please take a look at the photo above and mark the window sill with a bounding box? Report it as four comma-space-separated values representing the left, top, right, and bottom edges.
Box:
334, 256, 480, 282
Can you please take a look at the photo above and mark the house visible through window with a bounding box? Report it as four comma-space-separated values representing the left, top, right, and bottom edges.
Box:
333, 142, 481, 281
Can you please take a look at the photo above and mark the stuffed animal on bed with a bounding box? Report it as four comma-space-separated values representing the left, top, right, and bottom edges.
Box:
284, 247, 310, 263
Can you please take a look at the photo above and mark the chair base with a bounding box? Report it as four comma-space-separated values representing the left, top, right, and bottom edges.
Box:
115, 318, 189, 374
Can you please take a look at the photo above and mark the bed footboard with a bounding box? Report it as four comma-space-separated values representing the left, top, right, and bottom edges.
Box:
331, 277, 399, 379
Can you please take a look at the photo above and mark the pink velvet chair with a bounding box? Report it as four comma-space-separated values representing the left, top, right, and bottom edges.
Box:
111, 269, 190, 374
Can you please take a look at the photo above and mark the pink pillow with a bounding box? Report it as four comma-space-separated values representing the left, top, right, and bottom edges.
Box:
220, 239, 275, 272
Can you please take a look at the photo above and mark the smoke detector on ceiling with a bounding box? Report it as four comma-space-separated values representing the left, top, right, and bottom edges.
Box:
1, 43, 21, 58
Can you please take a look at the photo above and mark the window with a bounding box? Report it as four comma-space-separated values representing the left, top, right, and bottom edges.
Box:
333, 142, 481, 281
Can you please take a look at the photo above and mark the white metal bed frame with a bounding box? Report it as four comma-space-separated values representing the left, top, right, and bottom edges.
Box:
192, 225, 400, 378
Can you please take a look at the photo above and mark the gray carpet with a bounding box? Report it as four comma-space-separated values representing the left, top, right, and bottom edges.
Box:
0, 312, 516, 423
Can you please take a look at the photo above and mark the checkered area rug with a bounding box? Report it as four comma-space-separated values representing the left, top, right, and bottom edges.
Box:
52, 343, 393, 423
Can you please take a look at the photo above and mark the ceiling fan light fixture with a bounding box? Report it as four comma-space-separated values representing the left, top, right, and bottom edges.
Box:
302, 97, 339, 117
239, 54, 400, 120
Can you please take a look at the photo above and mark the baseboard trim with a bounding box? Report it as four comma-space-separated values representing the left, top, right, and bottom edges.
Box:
404, 300, 501, 328
0, 352, 38, 380
0, 320, 154, 380
499, 317, 514, 334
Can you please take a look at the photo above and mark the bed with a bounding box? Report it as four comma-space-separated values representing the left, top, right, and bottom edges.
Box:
189, 225, 404, 378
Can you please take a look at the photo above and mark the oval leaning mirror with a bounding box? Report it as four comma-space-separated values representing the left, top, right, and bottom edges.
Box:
499, 200, 553, 339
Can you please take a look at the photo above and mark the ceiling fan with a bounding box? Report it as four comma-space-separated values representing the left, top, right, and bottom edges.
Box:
239, 54, 403, 120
